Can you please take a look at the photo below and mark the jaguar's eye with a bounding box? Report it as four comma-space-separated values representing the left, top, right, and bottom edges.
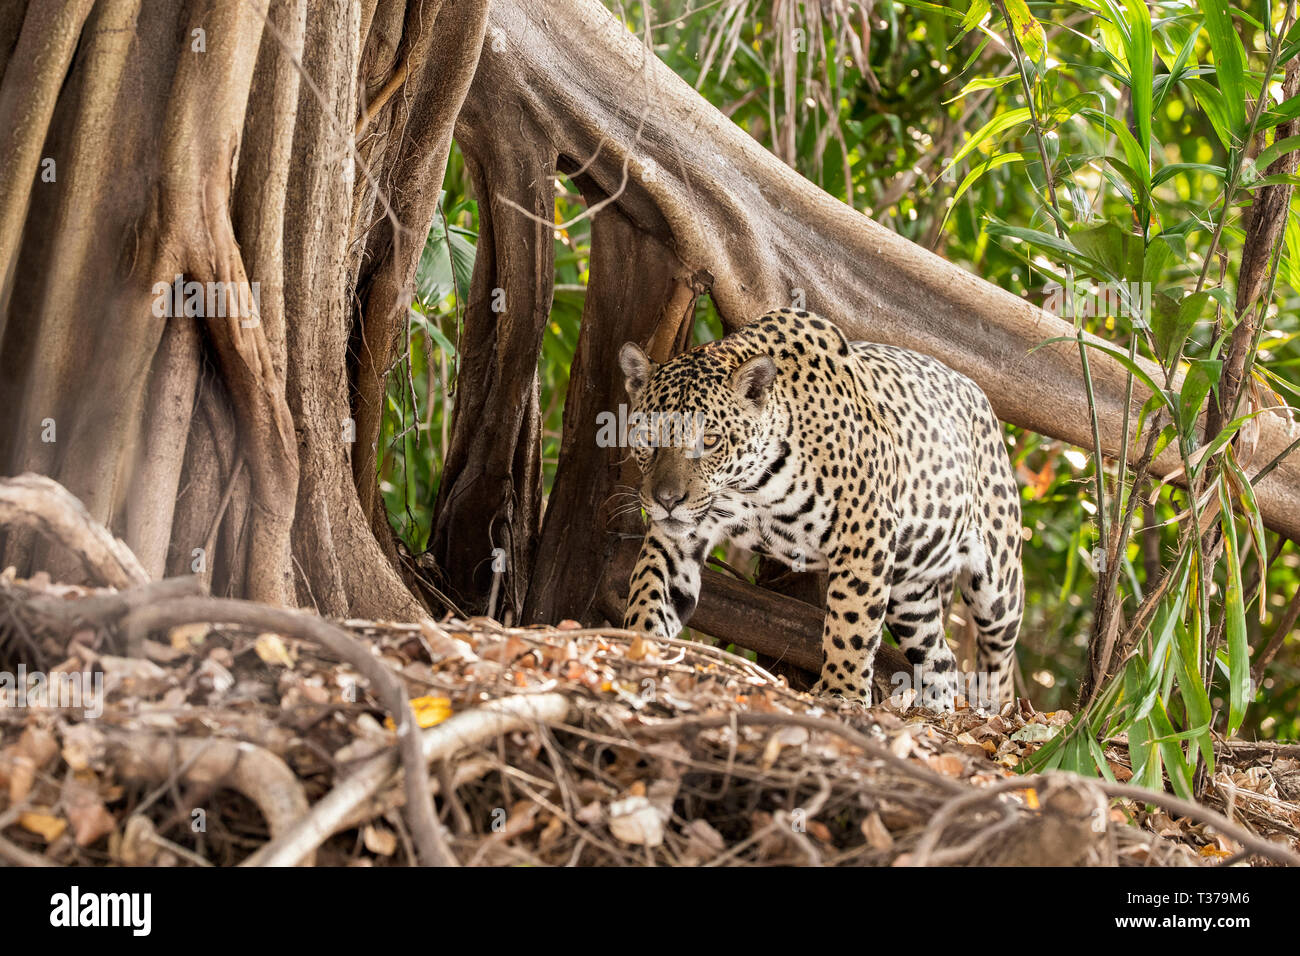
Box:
701, 433, 721, 450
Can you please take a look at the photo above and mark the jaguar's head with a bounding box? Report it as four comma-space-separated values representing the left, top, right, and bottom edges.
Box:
618, 341, 777, 538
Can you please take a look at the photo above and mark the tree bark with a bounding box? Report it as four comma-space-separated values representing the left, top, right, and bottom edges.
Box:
0, 0, 486, 620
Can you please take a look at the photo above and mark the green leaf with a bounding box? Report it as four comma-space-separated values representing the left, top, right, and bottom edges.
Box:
1222, 445, 1268, 617
1035, 336, 1174, 414
1142, 235, 1176, 287
1125, 663, 1161, 789
1185, 78, 1236, 152
951, 152, 1024, 204
985, 223, 1091, 272
1146, 700, 1196, 799
1151, 162, 1226, 189
1243, 172, 1300, 190
958, 0, 991, 34
1080, 107, 1151, 189
1258, 92, 1300, 133
1070, 220, 1144, 282
1102, 0, 1153, 163
1199, 0, 1247, 135
1170, 608, 1214, 771
1252, 134, 1300, 174
1191, 407, 1278, 480
948, 108, 1032, 173
419, 220, 477, 305
1152, 289, 1214, 367
945, 73, 1018, 103
1001, 0, 1046, 65
1177, 359, 1220, 439
948, 95, 1091, 176
1087, 732, 1118, 783
1153, 22, 1203, 113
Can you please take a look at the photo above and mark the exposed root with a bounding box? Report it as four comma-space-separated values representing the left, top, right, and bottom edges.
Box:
107, 733, 313, 865
0, 474, 149, 589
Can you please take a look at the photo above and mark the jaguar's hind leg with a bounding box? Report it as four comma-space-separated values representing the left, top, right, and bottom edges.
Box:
958, 544, 1022, 709
886, 579, 959, 711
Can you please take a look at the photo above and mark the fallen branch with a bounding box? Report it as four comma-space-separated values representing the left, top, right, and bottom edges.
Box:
7, 575, 207, 634
1095, 777, 1300, 867
1217, 739, 1300, 761
910, 771, 1300, 868
634, 711, 965, 796
242, 693, 571, 868
122, 596, 453, 867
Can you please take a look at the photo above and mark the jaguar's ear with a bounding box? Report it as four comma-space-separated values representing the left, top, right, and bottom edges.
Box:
619, 342, 655, 402
731, 354, 777, 409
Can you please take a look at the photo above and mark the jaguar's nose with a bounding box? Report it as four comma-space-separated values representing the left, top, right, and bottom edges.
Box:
654, 486, 687, 513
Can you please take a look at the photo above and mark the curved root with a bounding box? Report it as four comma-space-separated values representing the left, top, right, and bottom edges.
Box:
108, 733, 312, 866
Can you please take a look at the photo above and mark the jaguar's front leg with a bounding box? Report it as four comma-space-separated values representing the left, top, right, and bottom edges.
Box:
623, 530, 704, 638
812, 549, 894, 703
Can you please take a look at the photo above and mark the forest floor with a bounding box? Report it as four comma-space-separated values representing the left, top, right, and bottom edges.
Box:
1, 569, 1299, 867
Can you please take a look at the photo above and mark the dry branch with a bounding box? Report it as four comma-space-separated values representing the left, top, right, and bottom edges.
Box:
243, 692, 570, 867
122, 595, 453, 867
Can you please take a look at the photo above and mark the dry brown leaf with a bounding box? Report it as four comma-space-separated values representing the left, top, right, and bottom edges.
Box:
683, 819, 725, 861
114, 816, 160, 866
362, 824, 397, 857
889, 730, 915, 759
17, 725, 59, 767
66, 795, 116, 847
19, 809, 66, 843
6, 755, 35, 803
418, 618, 479, 661
537, 815, 566, 849
761, 725, 809, 769
60, 723, 106, 773
928, 754, 965, 777
626, 634, 654, 662
607, 795, 666, 847
169, 622, 209, 651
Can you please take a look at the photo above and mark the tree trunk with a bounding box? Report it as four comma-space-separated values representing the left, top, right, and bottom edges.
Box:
0, 0, 486, 619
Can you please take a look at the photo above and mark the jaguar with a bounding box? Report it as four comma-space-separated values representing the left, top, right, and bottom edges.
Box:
618, 308, 1023, 710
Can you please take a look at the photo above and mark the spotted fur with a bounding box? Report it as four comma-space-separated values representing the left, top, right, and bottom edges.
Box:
618, 309, 1023, 711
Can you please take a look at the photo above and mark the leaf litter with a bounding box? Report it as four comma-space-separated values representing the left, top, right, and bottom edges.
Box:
1, 571, 1297, 866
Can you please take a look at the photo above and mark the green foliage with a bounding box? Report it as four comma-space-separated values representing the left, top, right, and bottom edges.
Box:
378, 3, 1300, 771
